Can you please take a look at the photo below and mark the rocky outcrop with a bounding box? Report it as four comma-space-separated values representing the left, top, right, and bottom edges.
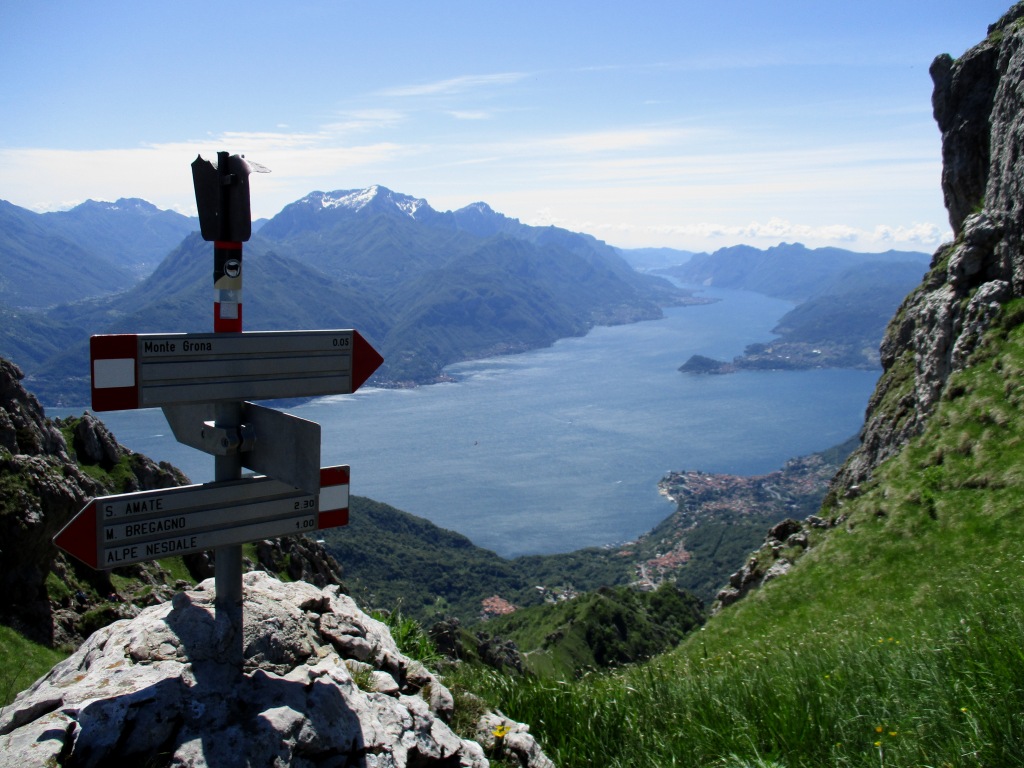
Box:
0, 358, 65, 456
832, 3, 1024, 493
0, 572, 552, 767
714, 515, 829, 610
256, 536, 345, 588
0, 359, 189, 645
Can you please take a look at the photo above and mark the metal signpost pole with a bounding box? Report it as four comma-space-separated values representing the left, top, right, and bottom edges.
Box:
193, 150, 254, 664
213, 401, 244, 660
214, 164, 244, 650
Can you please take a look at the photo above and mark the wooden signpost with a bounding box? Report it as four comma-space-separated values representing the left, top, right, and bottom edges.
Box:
53, 153, 381, 667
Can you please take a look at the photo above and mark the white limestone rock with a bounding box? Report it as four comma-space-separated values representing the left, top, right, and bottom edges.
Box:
0, 572, 500, 768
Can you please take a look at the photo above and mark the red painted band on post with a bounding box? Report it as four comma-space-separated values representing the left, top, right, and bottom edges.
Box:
318, 465, 350, 530
214, 302, 243, 333
214, 241, 243, 250
321, 466, 350, 486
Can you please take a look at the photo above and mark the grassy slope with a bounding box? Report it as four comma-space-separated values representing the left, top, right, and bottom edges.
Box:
457, 300, 1024, 767
0, 626, 65, 709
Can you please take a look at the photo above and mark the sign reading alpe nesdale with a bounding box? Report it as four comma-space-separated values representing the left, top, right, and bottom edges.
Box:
56, 467, 351, 569
54, 153, 383, 581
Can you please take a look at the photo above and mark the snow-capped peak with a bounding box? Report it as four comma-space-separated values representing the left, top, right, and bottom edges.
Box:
308, 186, 431, 218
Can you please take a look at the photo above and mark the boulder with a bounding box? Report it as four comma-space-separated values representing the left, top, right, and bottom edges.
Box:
766, 518, 802, 543
0, 573, 550, 767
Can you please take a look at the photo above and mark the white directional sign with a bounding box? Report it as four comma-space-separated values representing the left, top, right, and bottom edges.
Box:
90, 330, 383, 411
54, 467, 350, 569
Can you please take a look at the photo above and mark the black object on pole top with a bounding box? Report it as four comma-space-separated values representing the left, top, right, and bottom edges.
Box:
192, 152, 268, 242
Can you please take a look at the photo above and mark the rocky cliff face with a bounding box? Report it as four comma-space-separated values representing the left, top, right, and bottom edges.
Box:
0, 358, 189, 645
832, 2, 1024, 492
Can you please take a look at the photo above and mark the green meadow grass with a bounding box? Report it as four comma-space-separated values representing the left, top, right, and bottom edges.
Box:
444, 302, 1024, 767
0, 625, 66, 709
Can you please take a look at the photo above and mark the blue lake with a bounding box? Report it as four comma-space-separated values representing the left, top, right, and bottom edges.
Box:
75, 288, 879, 558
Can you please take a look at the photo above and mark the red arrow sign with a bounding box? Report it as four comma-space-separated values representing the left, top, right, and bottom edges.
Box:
54, 467, 350, 570
91, 330, 383, 411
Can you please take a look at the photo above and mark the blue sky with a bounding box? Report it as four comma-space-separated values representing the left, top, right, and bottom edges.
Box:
0, 1, 1012, 252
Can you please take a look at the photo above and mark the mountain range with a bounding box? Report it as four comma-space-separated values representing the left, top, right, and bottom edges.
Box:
0, 187, 930, 405
663, 242, 930, 300
0, 186, 692, 404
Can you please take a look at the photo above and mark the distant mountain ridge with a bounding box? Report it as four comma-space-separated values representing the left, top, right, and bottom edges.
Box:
42, 197, 198, 277
667, 242, 930, 371
0, 185, 929, 402
663, 241, 930, 301
247, 185, 691, 383
0, 197, 197, 311
0, 200, 134, 309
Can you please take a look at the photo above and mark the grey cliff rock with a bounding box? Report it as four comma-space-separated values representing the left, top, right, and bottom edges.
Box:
833, 3, 1024, 492
0, 358, 65, 456
714, 516, 816, 610
0, 572, 552, 767
0, 359, 188, 644
724, 4, 1024, 615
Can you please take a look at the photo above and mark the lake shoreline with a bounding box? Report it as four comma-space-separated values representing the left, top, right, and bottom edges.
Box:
56, 288, 879, 558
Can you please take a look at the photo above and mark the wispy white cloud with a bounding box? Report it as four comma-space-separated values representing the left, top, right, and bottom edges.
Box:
379, 72, 528, 98
0, 111, 949, 254
447, 110, 492, 121
518, 127, 702, 155
531, 210, 949, 252
320, 109, 408, 134
649, 218, 948, 248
